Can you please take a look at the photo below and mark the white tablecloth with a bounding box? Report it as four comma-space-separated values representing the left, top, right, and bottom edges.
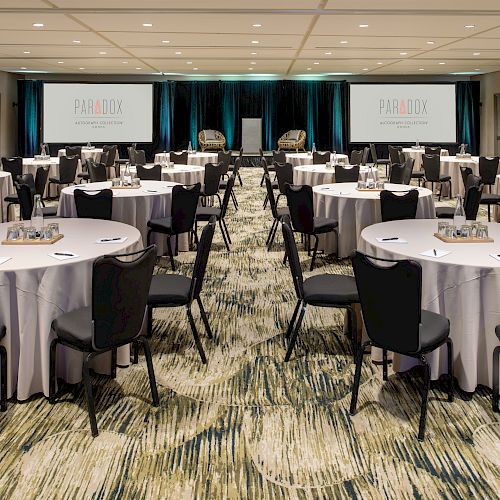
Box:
0, 172, 14, 222
439, 156, 481, 197
0, 218, 142, 400
135, 164, 204, 185
402, 147, 449, 170
313, 183, 435, 259
57, 147, 108, 164
57, 180, 188, 255
154, 152, 218, 167
293, 165, 378, 187
286, 152, 349, 168
358, 218, 500, 392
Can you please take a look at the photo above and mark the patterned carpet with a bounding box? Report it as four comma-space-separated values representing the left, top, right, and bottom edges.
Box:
0, 168, 499, 499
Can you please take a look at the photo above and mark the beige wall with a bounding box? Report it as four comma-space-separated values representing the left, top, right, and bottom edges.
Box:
0, 71, 18, 158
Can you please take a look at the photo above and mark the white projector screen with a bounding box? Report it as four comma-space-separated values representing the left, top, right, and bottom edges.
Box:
349, 84, 456, 143
43, 83, 153, 143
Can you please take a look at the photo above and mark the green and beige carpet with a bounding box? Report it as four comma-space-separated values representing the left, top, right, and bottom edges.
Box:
0, 168, 499, 499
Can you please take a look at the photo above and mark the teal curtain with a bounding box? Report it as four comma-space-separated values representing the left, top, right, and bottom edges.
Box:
261, 81, 277, 150
221, 82, 238, 149
456, 81, 480, 155
18, 80, 43, 157
156, 81, 175, 152
329, 82, 347, 153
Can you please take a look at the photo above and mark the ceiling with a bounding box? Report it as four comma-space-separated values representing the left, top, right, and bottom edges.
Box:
1, 0, 500, 77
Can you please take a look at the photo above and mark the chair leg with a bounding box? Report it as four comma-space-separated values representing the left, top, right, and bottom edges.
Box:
222, 218, 232, 244
267, 219, 279, 250
493, 345, 500, 412
132, 341, 139, 365
286, 300, 301, 339
82, 353, 99, 437
0, 346, 7, 412
310, 235, 319, 271
49, 338, 58, 403
284, 303, 306, 362
446, 338, 454, 402
350, 340, 371, 415
260, 173, 265, 187
111, 348, 117, 379
146, 229, 152, 246
418, 354, 431, 441
382, 349, 388, 381
263, 193, 269, 209
186, 305, 207, 364
449, 180, 452, 200
438, 183, 442, 202
166, 236, 175, 270
231, 190, 238, 210
136, 337, 159, 406
266, 219, 277, 246
237, 173, 243, 186
219, 220, 230, 252
488, 204, 492, 222
196, 297, 213, 339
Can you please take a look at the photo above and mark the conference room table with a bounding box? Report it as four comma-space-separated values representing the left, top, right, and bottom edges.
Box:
0, 218, 142, 400
57, 147, 118, 164
57, 180, 189, 255
359, 218, 500, 392
134, 164, 205, 185
312, 183, 435, 259
402, 147, 449, 169
293, 164, 379, 187
439, 156, 481, 197
154, 151, 218, 167
0, 172, 14, 222
286, 152, 349, 168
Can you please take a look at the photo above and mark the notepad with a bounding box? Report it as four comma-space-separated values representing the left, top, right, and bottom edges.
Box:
95, 237, 128, 244
375, 237, 407, 244
0, 257, 12, 265
489, 254, 500, 262
420, 249, 450, 258
48, 251, 79, 261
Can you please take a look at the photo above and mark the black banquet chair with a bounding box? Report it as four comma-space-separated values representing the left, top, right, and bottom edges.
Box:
145, 216, 217, 365
16, 182, 58, 221
436, 174, 483, 221
200, 162, 224, 207
220, 157, 241, 210
48, 155, 78, 198
147, 183, 201, 270
350, 251, 453, 441
137, 164, 162, 181
422, 154, 451, 201
0, 325, 6, 411
313, 151, 330, 164
281, 217, 360, 360
370, 143, 390, 177
478, 156, 500, 221
170, 151, 188, 165
350, 150, 363, 166
264, 173, 290, 250
274, 161, 294, 206
74, 188, 113, 220
335, 165, 360, 183
1, 157, 23, 179
380, 189, 419, 222
285, 184, 338, 271
87, 160, 108, 183
493, 326, 500, 412
49, 245, 159, 437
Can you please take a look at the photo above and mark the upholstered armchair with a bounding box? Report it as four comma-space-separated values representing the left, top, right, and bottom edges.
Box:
198, 130, 226, 152
277, 130, 306, 152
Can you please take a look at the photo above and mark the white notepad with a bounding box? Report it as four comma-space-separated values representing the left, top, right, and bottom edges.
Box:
48, 251, 79, 261
375, 237, 408, 244
95, 237, 128, 244
420, 249, 450, 258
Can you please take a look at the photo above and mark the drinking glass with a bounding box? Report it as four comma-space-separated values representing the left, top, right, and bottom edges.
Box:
477, 224, 488, 239
132, 177, 141, 187
40, 226, 53, 240
111, 178, 120, 187
48, 222, 59, 237
6, 226, 20, 241
376, 180, 385, 189
460, 225, 472, 238
357, 180, 366, 189
438, 221, 449, 235
25, 227, 37, 240
444, 225, 456, 239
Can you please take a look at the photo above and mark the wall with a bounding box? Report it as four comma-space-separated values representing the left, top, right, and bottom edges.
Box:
473, 70, 500, 155
0, 71, 18, 157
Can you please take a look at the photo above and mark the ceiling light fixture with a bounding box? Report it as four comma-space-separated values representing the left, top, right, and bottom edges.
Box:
136, 67, 142, 70
73, 40, 80, 44
377, 62, 383, 65
340, 40, 348, 44
187, 61, 193, 64
32, 23, 44, 27
250, 61, 256, 65
79, 67, 85, 70
439, 62, 446, 65
20, 67, 27, 70
252, 24, 262, 27
473, 52, 481, 55
464, 24, 475, 28
362, 68, 369, 71
248, 67, 254, 70
251, 40, 259, 44
162, 40, 170, 44
57, 61, 64, 64
419, 68, 425, 71
142, 23, 153, 27
251, 52, 257, 55
400, 52, 408, 55
325, 51, 332, 55
175, 51, 182, 55
23, 51, 30, 54
359, 24, 368, 28
427, 41, 435, 45
193, 67, 198, 70
313, 62, 320, 65
307, 67, 312, 70
122, 61, 128, 64
99, 51, 107, 55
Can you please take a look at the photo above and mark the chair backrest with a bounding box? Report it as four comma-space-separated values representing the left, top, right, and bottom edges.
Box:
16, 183, 34, 220
335, 165, 360, 183
398, 151, 406, 164
171, 183, 201, 234
261, 157, 270, 176
350, 150, 363, 165
361, 147, 370, 166
87, 160, 108, 183
171, 151, 188, 164
460, 166, 473, 191
402, 157, 415, 185
422, 154, 440, 182
424, 146, 441, 156
388, 145, 402, 164
264, 174, 279, 219
388, 163, 404, 184
92, 245, 157, 350
74, 188, 113, 220
285, 184, 314, 234
272, 150, 286, 163
58, 155, 79, 184
281, 216, 304, 300
127, 146, 136, 163
274, 162, 294, 194
65, 146, 81, 160
380, 189, 419, 222
190, 216, 216, 300
16, 172, 35, 191
464, 174, 483, 221
232, 157, 242, 176
34, 166, 49, 197
369, 144, 378, 165
133, 149, 146, 166
352, 251, 423, 354
137, 164, 162, 181
478, 156, 500, 185
217, 150, 232, 175
1, 157, 23, 178
312, 151, 330, 164
220, 174, 236, 218
203, 162, 224, 196
102, 145, 117, 167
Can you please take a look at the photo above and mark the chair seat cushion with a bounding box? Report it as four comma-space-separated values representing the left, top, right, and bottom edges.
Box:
148, 274, 191, 306
4, 195, 19, 203
147, 217, 173, 234
377, 158, 390, 164
49, 177, 61, 184
313, 217, 338, 233
303, 274, 359, 305
480, 193, 500, 204
419, 310, 450, 351
411, 171, 425, 178
439, 175, 451, 182
52, 306, 93, 350
42, 206, 58, 216
196, 206, 221, 220
277, 207, 290, 218
435, 207, 454, 218
77, 172, 90, 179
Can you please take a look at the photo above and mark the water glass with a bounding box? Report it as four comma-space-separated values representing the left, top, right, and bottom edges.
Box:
25, 226, 37, 240
357, 180, 366, 189
6, 226, 20, 241
111, 178, 120, 187
376, 180, 385, 190
40, 226, 53, 241
132, 177, 141, 187
477, 224, 488, 239
325, 162, 332, 169
438, 221, 449, 235
48, 222, 59, 237
444, 225, 456, 239
470, 221, 480, 237
460, 224, 472, 238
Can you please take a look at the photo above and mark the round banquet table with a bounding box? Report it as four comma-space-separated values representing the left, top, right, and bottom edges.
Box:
286, 152, 349, 168
154, 151, 218, 167
57, 147, 119, 164
358, 218, 500, 392
0, 218, 142, 400
134, 164, 205, 185
402, 147, 449, 170
313, 183, 435, 259
0, 172, 14, 222
57, 180, 189, 255
438, 156, 482, 197
293, 165, 379, 187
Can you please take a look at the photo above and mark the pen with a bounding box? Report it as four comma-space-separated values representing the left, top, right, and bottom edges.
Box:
381, 237, 398, 241
100, 237, 121, 242
54, 252, 74, 257
433, 249, 437, 256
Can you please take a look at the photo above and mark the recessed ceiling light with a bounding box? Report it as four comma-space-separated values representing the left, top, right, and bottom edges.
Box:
340, 40, 348, 44
427, 41, 435, 45
57, 61, 64, 64
162, 40, 170, 44
251, 52, 257, 55
250, 61, 256, 65
136, 67, 142, 70
419, 68, 425, 71
325, 52, 332, 55
79, 67, 85, 70
400, 52, 408, 55
248, 67, 254, 70
142, 23, 153, 27
473, 52, 481, 56
359, 24, 369, 28
20, 67, 27, 70
377, 62, 383, 65
99, 51, 107, 55
23, 51, 30, 54
307, 67, 312, 70
187, 61, 193, 64
313, 61, 320, 65
193, 67, 198, 70
175, 51, 182, 55
464, 24, 475, 28
252, 24, 262, 27
439, 62, 446, 65
73, 40, 80, 44
474, 68, 480, 71
251, 40, 259, 44
122, 61, 128, 64
362, 68, 369, 71
32, 23, 44, 27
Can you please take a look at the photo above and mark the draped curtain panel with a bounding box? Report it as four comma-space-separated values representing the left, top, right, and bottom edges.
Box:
16, 79, 479, 158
